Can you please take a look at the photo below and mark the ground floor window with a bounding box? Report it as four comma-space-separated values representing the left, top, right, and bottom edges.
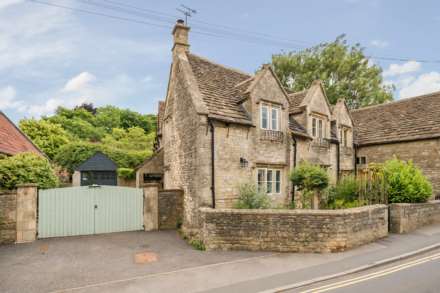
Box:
257, 168, 281, 194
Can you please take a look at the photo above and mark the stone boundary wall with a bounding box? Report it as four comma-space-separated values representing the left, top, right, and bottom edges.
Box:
0, 190, 17, 244
389, 201, 440, 234
201, 205, 388, 253
158, 189, 183, 229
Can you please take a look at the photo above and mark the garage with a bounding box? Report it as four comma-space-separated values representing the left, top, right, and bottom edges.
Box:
73, 151, 118, 186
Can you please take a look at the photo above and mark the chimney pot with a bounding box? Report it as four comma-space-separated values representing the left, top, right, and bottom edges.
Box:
177, 19, 185, 24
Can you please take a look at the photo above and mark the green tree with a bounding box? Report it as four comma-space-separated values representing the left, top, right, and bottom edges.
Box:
0, 153, 58, 189
272, 35, 394, 109
53, 142, 99, 173
290, 162, 329, 209
19, 119, 71, 160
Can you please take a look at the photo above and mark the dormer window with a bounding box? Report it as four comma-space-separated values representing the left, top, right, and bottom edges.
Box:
340, 127, 351, 147
260, 103, 280, 131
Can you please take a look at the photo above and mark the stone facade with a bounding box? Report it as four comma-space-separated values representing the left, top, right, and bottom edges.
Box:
158, 189, 184, 229
0, 190, 17, 244
357, 138, 440, 198
0, 184, 38, 244
201, 205, 388, 252
135, 149, 164, 188
389, 201, 440, 234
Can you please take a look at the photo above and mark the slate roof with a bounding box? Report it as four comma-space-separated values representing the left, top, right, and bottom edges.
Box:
186, 53, 252, 124
75, 151, 118, 171
287, 90, 308, 114
289, 119, 310, 138
351, 91, 440, 145
0, 111, 43, 156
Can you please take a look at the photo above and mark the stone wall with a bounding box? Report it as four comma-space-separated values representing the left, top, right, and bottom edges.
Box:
389, 201, 440, 234
357, 138, 440, 198
158, 189, 183, 229
0, 190, 17, 244
201, 205, 388, 253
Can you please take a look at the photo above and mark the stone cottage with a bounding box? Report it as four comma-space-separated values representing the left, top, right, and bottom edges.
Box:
352, 91, 440, 198
140, 20, 354, 233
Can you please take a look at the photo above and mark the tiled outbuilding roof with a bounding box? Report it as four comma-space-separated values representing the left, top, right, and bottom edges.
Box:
0, 111, 43, 156
289, 119, 311, 139
186, 53, 252, 124
351, 91, 440, 145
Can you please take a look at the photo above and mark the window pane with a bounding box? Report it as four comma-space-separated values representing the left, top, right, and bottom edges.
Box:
312, 118, 316, 137
275, 170, 281, 193
318, 120, 323, 138
267, 170, 272, 193
257, 169, 266, 192
261, 106, 268, 129
271, 108, 278, 130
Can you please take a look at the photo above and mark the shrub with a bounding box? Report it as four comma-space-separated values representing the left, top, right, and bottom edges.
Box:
290, 162, 329, 209
234, 183, 270, 209
189, 239, 206, 251
0, 153, 58, 189
117, 168, 135, 180
328, 176, 359, 203
382, 158, 432, 203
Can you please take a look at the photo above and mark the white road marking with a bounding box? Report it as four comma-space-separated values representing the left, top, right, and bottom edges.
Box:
300, 252, 440, 293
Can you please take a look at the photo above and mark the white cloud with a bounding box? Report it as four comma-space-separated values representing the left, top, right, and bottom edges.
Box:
371, 40, 389, 48
63, 72, 96, 92
383, 61, 421, 77
0, 0, 23, 10
399, 72, 440, 98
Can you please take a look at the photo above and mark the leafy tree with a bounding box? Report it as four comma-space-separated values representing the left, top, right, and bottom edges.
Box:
117, 168, 135, 180
382, 158, 432, 203
0, 153, 58, 189
53, 142, 100, 173
19, 119, 71, 160
290, 162, 329, 209
272, 35, 394, 109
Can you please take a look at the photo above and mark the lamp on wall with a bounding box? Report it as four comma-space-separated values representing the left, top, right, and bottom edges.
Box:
240, 157, 248, 168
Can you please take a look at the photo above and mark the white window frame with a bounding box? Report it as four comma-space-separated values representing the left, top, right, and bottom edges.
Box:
260, 103, 281, 131
257, 168, 282, 195
311, 116, 326, 139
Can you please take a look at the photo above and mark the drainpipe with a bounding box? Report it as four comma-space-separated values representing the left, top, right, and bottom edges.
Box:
336, 140, 340, 182
291, 134, 297, 204
209, 119, 216, 208
354, 144, 358, 176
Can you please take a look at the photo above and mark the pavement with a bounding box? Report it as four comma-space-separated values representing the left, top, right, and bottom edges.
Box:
1, 225, 440, 293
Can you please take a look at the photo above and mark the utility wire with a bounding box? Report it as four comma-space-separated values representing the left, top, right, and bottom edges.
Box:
28, 0, 440, 63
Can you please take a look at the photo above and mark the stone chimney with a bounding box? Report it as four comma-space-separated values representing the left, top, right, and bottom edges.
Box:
172, 19, 190, 54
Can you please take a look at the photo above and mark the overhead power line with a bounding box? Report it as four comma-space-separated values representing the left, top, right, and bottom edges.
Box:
28, 0, 440, 64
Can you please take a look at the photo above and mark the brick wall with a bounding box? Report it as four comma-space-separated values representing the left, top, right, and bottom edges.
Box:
0, 190, 17, 244
389, 201, 440, 233
158, 189, 183, 229
201, 205, 388, 253
357, 139, 440, 198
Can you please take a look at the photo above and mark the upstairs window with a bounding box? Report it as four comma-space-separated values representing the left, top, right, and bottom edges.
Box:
312, 117, 325, 138
261, 103, 281, 131
340, 128, 350, 147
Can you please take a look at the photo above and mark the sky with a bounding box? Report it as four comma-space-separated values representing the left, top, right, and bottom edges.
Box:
1, 0, 439, 122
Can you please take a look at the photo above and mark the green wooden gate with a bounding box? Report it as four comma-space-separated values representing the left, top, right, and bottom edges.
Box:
38, 186, 143, 238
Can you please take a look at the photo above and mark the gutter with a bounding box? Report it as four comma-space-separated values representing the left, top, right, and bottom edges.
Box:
209, 119, 216, 208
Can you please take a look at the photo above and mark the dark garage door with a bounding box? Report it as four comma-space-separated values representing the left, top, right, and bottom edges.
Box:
81, 171, 117, 186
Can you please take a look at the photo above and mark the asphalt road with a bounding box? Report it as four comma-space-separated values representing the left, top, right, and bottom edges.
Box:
286, 249, 440, 293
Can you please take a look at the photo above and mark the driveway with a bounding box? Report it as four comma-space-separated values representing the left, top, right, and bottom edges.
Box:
0, 231, 269, 293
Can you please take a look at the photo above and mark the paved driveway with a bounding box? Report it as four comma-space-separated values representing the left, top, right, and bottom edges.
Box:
0, 231, 269, 293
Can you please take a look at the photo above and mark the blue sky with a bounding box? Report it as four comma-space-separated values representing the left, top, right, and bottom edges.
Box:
1, 0, 439, 122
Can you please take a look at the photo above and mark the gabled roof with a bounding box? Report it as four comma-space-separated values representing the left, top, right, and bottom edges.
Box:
351, 91, 440, 146
0, 111, 44, 156
75, 151, 117, 171
157, 101, 165, 135
287, 90, 308, 114
186, 53, 253, 124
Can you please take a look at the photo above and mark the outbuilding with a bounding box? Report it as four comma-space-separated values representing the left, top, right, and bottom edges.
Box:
72, 152, 118, 186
